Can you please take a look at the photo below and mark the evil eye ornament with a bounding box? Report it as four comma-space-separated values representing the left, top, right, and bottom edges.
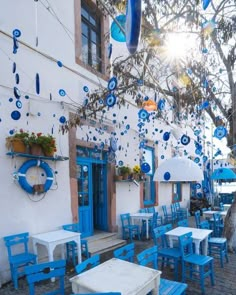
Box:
11, 110, 21, 120
108, 43, 112, 59
98, 98, 104, 105
59, 89, 66, 96
111, 15, 126, 42
105, 94, 116, 107
36, 73, 40, 95
118, 160, 124, 166
12, 29, 21, 38
16, 100, 22, 109
15, 73, 20, 84
164, 172, 171, 181
202, 0, 211, 10
57, 60, 63, 67
163, 132, 170, 141
108, 77, 118, 91
180, 135, 190, 145
203, 156, 208, 163
59, 116, 66, 124
214, 126, 227, 140
13, 87, 21, 99
141, 162, 150, 173
194, 157, 200, 164
12, 62, 16, 73
138, 109, 149, 120
158, 99, 165, 110
110, 136, 117, 152
83, 86, 89, 93
13, 37, 19, 54
195, 183, 202, 189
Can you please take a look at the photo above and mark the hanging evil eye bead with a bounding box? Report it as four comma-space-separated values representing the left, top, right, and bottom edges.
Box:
138, 109, 149, 120
15, 73, 20, 84
141, 162, 150, 173
59, 116, 66, 123
36, 73, 40, 95
107, 77, 118, 91
57, 60, 63, 67
164, 172, 171, 181
108, 43, 112, 59
59, 89, 66, 97
118, 160, 124, 166
110, 136, 117, 152
12, 62, 16, 73
11, 110, 21, 120
180, 134, 190, 145
13, 37, 19, 54
158, 99, 165, 110
16, 100, 22, 109
12, 29, 21, 38
83, 86, 89, 93
163, 132, 170, 141
13, 86, 21, 99
214, 126, 227, 140
98, 98, 104, 104
195, 183, 202, 189
105, 93, 116, 107
194, 157, 200, 163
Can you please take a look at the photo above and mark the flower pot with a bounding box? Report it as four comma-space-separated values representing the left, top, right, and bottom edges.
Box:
44, 150, 54, 157
115, 175, 123, 181
122, 173, 129, 180
30, 144, 44, 156
7, 138, 27, 153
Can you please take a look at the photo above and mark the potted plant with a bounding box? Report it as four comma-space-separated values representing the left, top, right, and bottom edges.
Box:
5, 129, 29, 153
132, 164, 141, 180
28, 132, 57, 157
119, 165, 131, 180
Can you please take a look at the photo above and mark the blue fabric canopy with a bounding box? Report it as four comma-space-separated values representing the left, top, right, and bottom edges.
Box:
211, 168, 236, 180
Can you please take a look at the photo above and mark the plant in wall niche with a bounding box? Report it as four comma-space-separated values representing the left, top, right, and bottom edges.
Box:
28, 132, 57, 157
5, 129, 30, 153
118, 165, 131, 180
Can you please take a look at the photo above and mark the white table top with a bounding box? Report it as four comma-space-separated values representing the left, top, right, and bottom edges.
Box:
202, 210, 227, 216
165, 226, 212, 241
32, 229, 81, 243
70, 258, 161, 294
130, 213, 153, 218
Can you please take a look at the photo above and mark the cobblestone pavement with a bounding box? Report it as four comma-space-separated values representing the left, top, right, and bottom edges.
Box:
1, 217, 236, 295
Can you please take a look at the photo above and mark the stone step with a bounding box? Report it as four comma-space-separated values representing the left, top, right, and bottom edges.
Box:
84, 232, 126, 256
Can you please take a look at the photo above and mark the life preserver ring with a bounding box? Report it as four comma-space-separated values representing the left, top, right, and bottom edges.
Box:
18, 159, 54, 194
125, 0, 142, 54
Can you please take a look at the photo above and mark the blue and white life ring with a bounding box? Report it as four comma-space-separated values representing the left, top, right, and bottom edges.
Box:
125, 0, 142, 54
18, 159, 54, 194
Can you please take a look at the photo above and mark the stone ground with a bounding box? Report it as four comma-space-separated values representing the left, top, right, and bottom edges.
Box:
1, 217, 236, 295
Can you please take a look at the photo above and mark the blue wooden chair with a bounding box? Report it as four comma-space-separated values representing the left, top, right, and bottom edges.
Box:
162, 205, 174, 224
219, 202, 224, 211
153, 226, 181, 280
75, 254, 100, 274
3, 232, 37, 289
62, 223, 89, 265
137, 245, 187, 295
178, 232, 214, 294
113, 243, 134, 262
194, 210, 201, 228
170, 204, 178, 223
120, 213, 140, 241
199, 220, 228, 267
177, 219, 189, 227
212, 213, 224, 237
25, 259, 66, 295
175, 202, 188, 220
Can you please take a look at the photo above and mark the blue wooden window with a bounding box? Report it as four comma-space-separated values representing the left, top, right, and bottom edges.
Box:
81, 0, 102, 72
173, 182, 182, 202
142, 147, 156, 206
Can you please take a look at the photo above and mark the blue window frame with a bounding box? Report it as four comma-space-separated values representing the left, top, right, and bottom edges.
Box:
173, 182, 182, 202
142, 147, 156, 206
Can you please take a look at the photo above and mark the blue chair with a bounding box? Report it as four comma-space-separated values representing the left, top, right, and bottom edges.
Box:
120, 213, 140, 241
3, 232, 37, 289
177, 219, 189, 227
141, 212, 162, 238
178, 232, 214, 294
194, 210, 201, 228
75, 254, 100, 274
170, 204, 178, 223
162, 205, 174, 224
62, 223, 89, 265
175, 203, 188, 220
137, 245, 187, 295
212, 213, 224, 237
153, 226, 181, 281
136, 245, 158, 269
113, 243, 134, 262
200, 220, 228, 268
25, 259, 66, 295
219, 202, 224, 211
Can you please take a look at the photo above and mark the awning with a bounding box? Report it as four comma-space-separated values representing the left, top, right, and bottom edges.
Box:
211, 168, 236, 180
153, 157, 204, 182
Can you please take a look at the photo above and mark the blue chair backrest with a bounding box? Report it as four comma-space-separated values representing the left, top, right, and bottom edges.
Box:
175, 202, 181, 210
113, 243, 134, 262
4, 232, 30, 258
199, 220, 210, 229
177, 219, 189, 227
75, 254, 100, 274
152, 212, 160, 229
139, 208, 147, 213
137, 246, 158, 270
219, 202, 224, 211
194, 210, 201, 228
162, 205, 169, 216
25, 259, 66, 295
120, 213, 131, 227
147, 207, 155, 213
153, 227, 167, 248
178, 232, 193, 257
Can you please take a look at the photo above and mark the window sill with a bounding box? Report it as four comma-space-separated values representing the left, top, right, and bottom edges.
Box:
6, 152, 69, 161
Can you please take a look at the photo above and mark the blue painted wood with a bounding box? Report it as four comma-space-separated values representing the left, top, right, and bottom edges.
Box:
6, 151, 69, 161
25, 260, 66, 295
113, 243, 135, 262
3, 232, 37, 289
120, 213, 140, 241
75, 254, 100, 274
160, 278, 187, 295
136, 246, 158, 270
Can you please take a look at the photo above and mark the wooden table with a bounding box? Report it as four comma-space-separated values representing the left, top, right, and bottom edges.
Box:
32, 229, 81, 264
202, 210, 227, 221
70, 258, 162, 295
130, 212, 153, 239
165, 226, 212, 255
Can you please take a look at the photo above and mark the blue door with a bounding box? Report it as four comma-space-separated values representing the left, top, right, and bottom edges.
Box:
77, 147, 108, 237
